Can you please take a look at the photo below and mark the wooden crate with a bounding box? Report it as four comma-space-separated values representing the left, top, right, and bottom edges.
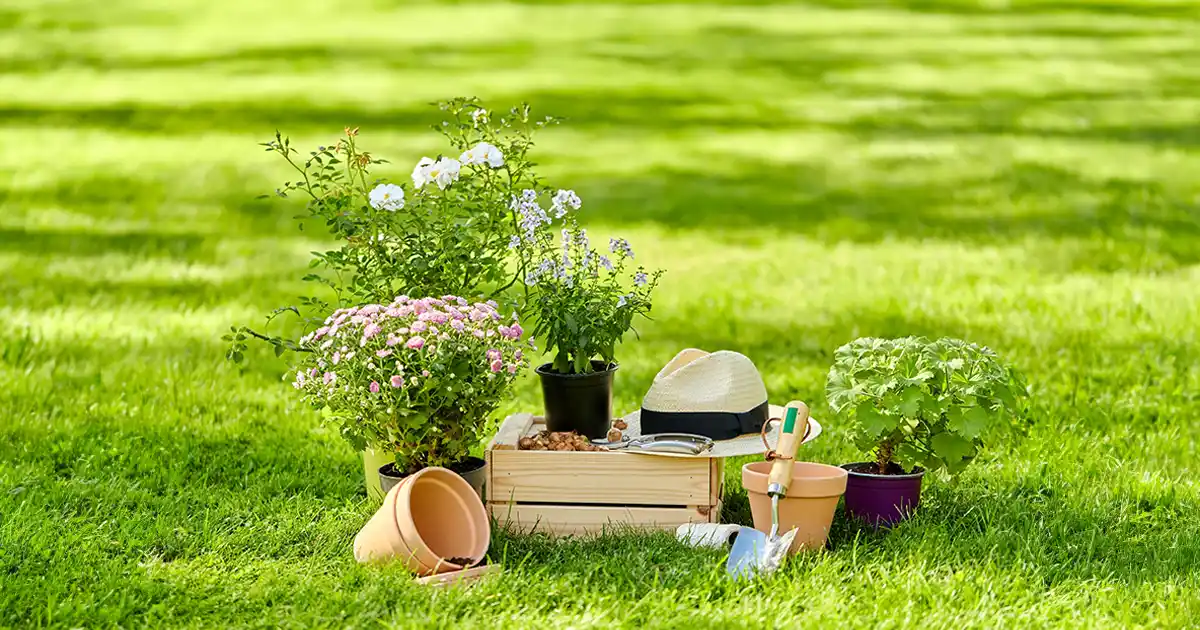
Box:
486, 413, 722, 536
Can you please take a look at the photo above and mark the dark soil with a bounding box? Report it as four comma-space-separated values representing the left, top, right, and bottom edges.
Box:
845, 462, 924, 476
379, 457, 485, 479
446, 557, 481, 566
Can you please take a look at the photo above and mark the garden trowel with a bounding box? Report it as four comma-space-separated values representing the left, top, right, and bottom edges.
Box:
725, 401, 809, 580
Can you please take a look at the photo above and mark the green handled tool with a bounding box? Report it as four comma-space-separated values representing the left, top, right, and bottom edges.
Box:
726, 401, 810, 579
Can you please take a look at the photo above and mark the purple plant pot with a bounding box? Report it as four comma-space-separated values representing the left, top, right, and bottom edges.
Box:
840, 462, 925, 527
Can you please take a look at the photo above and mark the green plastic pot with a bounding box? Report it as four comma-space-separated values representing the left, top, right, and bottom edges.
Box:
361, 446, 393, 502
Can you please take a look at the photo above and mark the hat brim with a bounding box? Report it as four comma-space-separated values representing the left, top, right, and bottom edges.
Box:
619, 404, 822, 458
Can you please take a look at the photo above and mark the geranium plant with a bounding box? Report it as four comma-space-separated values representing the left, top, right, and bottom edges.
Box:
512, 199, 662, 374
292, 295, 528, 474
225, 98, 556, 360
825, 336, 1027, 476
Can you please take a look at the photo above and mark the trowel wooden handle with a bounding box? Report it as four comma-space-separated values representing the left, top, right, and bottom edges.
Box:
768, 401, 810, 493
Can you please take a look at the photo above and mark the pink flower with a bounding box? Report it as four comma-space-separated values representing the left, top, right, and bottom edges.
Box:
487, 349, 502, 361
369, 381, 380, 393
470, 309, 487, 322
429, 326, 439, 335
314, 326, 330, 339
351, 315, 366, 325
390, 375, 405, 388
386, 307, 402, 317
386, 335, 401, 347
360, 304, 383, 316
397, 306, 414, 317
422, 370, 431, 377
413, 301, 429, 314
455, 297, 468, 307
294, 371, 306, 387
309, 367, 319, 377
507, 363, 518, 374
491, 312, 501, 321
451, 319, 466, 332
486, 300, 498, 308
508, 323, 524, 338
332, 352, 341, 365
472, 329, 485, 339
323, 372, 336, 385
376, 348, 392, 358
411, 321, 429, 333
363, 323, 382, 339
447, 307, 465, 320
490, 359, 503, 373
406, 336, 426, 349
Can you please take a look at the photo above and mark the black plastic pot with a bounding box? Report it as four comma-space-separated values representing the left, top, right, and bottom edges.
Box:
840, 462, 925, 528
536, 361, 617, 439
379, 456, 487, 501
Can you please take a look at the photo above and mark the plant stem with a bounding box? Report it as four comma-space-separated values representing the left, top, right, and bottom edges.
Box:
876, 439, 894, 475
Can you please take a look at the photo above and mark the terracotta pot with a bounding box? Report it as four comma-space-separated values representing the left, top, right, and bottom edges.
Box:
742, 461, 848, 554
379, 457, 487, 501
352, 467, 490, 575
361, 446, 393, 502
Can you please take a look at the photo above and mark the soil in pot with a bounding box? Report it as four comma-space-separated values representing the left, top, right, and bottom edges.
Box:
841, 462, 925, 527
353, 466, 490, 575
742, 461, 848, 554
536, 361, 616, 439
379, 457, 487, 501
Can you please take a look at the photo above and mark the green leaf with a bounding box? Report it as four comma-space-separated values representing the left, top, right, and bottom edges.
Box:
931, 433, 975, 464
899, 386, 924, 417
274, 344, 286, 358
947, 405, 990, 438
856, 402, 895, 436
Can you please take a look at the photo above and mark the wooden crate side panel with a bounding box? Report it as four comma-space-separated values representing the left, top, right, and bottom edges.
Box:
489, 450, 713, 506
490, 504, 711, 536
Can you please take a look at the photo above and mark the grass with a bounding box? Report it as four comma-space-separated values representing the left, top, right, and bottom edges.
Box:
2, 0, 1200, 627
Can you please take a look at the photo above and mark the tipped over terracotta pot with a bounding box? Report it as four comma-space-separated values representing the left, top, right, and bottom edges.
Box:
742, 461, 848, 554
353, 466, 490, 575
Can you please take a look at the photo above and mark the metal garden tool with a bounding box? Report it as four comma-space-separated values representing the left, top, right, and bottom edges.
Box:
725, 401, 810, 579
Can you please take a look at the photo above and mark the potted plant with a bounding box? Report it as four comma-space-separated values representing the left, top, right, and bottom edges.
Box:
224, 98, 560, 496
825, 336, 1026, 526
290, 295, 528, 499
513, 208, 662, 438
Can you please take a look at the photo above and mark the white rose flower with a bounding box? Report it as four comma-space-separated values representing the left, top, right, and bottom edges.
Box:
368, 183, 405, 211
427, 157, 461, 190
460, 142, 505, 168
411, 157, 435, 188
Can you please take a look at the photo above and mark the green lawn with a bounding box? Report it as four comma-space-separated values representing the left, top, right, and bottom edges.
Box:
3, 0, 1200, 627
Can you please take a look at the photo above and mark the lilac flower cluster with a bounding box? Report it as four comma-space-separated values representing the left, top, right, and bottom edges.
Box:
295, 295, 526, 397
610, 237, 635, 259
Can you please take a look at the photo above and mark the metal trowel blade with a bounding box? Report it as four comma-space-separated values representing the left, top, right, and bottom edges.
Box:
724, 527, 798, 580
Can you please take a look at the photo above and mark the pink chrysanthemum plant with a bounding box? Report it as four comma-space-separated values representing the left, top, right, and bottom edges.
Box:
291, 295, 529, 474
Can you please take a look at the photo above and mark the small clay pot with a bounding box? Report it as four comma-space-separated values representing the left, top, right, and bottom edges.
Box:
841, 462, 925, 527
379, 457, 487, 501
742, 461, 848, 554
353, 467, 490, 575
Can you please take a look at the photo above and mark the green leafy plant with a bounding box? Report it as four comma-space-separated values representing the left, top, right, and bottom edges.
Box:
225, 98, 557, 359
513, 202, 662, 374
826, 336, 1027, 476
292, 295, 528, 473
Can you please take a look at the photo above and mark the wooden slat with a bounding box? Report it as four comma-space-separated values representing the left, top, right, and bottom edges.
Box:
487, 413, 535, 450
414, 564, 502, 587
709, 458, 723, 508
489, 449, 712, 506
489, 504, 710, 536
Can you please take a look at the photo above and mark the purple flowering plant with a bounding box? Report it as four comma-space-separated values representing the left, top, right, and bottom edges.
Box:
511, 193, 663, 374
292, 295, 528, 473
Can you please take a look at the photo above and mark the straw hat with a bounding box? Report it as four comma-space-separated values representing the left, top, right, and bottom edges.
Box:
623, 349, 822, 458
